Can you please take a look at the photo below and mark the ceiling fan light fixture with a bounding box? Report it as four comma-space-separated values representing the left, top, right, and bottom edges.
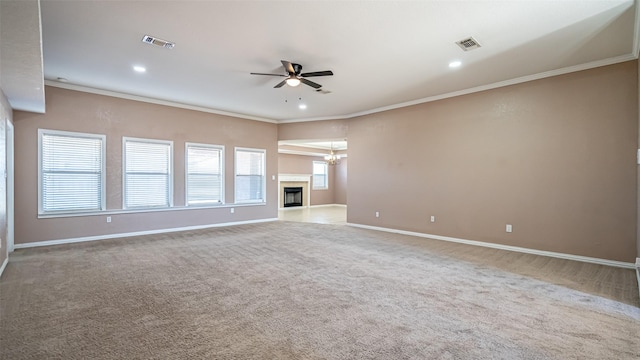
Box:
251, 61, 332, 89
286, 77, 301, 87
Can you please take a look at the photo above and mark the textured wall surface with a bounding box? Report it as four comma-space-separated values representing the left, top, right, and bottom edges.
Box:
347, 61, 638, 262
14, 86, 278, 245
278, 119, 348, 142
334, 158, 347, 205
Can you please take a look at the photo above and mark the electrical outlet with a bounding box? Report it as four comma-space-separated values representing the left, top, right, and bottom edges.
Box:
506, 224, 512, 233
430, 215, 435, 223
230, 208, 235, 214
375, 211, 379, 218
106, 216, 111, 223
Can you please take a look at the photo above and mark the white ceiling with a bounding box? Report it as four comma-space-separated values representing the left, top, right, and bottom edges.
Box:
0, 0, 45, 113
2, 1, 639, 123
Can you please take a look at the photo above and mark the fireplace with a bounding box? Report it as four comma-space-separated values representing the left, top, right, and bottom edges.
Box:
283, 187, 303, 207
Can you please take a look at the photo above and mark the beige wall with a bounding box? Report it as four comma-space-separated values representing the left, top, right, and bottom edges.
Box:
638, 58, 640, 260
278, 119, 348, 141
335, 158, 347, 205
278, 153, 335, 206
0, 89, 9, 270
13, 86, 278, 245
347, 61, 637, 263
0, 10, 3, 270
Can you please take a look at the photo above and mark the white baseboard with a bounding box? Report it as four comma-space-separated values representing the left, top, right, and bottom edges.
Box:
310, 204, 347, 208
348, 223, 636, 269
0, 257, 8, 279
14, 218, 279, 249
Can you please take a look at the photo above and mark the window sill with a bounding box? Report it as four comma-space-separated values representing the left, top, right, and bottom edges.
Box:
38, 202, 266, 219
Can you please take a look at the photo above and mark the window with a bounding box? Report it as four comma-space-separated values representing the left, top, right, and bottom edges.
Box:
313, 161, 328, 190
123, 137, 173, 209
235, 148, 265, 203
186, 143, 224, 206
38, 129, 106, 214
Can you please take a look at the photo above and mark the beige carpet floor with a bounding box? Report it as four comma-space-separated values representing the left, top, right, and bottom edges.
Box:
1, 221, 638, 359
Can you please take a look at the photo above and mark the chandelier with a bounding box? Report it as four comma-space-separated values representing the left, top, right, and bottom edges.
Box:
324, 144, 341, 165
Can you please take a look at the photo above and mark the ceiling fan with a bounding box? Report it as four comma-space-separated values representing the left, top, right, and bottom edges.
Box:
251, 60, 333, 89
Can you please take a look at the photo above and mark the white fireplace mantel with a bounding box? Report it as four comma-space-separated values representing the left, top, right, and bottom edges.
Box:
279, 174, 311, 182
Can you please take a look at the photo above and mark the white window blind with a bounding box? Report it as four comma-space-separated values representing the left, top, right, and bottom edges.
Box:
313, 161, 328, 190
124, 138, 172, 209
39, 129, 105, 214
235, 148, 265, 203
186, 143, 223, 205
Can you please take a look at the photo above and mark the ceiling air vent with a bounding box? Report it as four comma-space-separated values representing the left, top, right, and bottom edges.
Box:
456, 36, 481, 51
142, 35, 175, 49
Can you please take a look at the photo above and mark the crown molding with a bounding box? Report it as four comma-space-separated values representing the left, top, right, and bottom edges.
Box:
280, 53, 638, 124
44, 80, 278, 124
46, 53, 637, 125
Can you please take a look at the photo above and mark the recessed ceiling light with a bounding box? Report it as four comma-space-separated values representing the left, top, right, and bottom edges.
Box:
449, 61, 462, 68
298, 104, 307, 110
133, 65, 146, 73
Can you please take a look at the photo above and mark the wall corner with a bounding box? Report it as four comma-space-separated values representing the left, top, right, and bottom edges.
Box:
636, 257, 640, 300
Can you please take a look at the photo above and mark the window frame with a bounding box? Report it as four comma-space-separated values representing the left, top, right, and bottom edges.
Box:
312, 161, 329, 190
234, 147, 266, 204
122, 136, 174, 210
38, 129, 106, 215
185, 142, 225, 206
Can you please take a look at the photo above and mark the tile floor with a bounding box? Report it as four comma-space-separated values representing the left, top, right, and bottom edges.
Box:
278, 205, 346, 225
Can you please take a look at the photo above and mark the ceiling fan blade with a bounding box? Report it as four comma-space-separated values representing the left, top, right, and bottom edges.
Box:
250, 72, 286, 77
274, 80, 287, 88
300, 70, 333, 77
281, 60, 295, 74
300, 78, 322, 89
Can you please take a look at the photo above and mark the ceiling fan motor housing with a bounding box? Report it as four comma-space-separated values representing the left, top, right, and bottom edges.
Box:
291, 63, 303, 75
